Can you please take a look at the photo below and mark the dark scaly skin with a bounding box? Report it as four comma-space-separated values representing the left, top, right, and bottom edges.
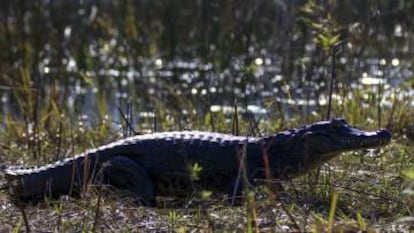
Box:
2, 118, 391, 205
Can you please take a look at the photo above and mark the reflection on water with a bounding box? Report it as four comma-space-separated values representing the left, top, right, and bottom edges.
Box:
1, 1, 414, 129
2, 54, 413, 128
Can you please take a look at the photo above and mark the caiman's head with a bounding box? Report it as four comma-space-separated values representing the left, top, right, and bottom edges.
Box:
266, 118, 391, 178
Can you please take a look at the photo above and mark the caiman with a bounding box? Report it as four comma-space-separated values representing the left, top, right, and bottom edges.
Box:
1, 118, 391, 206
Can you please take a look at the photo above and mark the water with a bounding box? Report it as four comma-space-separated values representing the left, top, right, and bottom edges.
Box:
6, 54, 411, 125
1, 1, 413, 129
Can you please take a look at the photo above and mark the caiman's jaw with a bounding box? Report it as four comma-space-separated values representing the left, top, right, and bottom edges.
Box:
302, 118, 391, 159
263, 118, 391, 178
334, 130, 390, 150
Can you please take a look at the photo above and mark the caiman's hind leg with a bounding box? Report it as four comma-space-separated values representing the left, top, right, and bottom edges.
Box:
99, 156, 155, 206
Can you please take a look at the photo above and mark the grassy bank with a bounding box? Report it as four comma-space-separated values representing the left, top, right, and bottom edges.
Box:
0, 89, 413, 232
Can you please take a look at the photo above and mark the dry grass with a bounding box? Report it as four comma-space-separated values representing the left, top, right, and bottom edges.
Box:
0, 137, 412, 232
0, 77, 413, 232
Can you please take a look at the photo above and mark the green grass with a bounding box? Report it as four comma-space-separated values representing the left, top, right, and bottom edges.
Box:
1, 0, 413, 231
0, 96, 413, 232
0, 64, 413, 232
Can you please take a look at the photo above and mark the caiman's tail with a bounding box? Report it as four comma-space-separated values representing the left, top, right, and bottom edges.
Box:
0, 163, 10, 192
2, 154, 101, 203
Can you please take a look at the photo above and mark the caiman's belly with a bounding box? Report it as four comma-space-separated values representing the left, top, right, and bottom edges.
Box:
151, 171, 236, 196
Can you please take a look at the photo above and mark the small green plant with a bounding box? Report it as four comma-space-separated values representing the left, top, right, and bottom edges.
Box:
53, 202, 64, 231
401, 168, 414, 181
200, 190, 212, 200
356, 212, 367, 231
401, 167, 414, 206
188, 163, 203, 182
300, 0, 341, 52
168, 209, 177, 230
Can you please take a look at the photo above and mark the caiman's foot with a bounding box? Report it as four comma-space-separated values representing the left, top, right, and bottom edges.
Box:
99, 156, 155, 206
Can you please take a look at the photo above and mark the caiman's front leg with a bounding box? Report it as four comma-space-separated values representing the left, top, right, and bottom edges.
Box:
99, 156, 155, 206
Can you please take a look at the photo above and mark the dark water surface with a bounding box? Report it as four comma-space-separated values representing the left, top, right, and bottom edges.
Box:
0, 0, 413, 128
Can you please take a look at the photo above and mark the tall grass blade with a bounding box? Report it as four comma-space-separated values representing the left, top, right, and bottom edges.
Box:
327, 191, 339, 233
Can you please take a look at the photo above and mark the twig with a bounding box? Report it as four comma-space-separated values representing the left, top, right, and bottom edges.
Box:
55, 120, 63, 161
326, 42, 343, 120
326, 45, 336, 120
152, 109, 158, 132
16, 201, 31, 233
92, 187, 103, 233
279, 202, 302, 232
232, 103, 239, 136
209, 108, 215, 132
116, 106, 138, 135
246, 110, 262, 137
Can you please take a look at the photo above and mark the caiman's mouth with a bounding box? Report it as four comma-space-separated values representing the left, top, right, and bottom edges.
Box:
305, 128, 391, 156
337, 129, 391, 149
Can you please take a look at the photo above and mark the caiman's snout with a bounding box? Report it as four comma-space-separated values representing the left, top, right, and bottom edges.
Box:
356, 128, 391, 148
